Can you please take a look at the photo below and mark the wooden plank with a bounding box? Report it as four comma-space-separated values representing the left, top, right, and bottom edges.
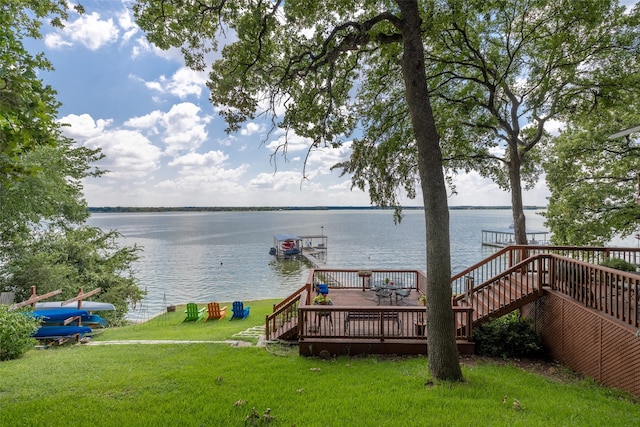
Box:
62, 287, 102, 306
10, 288, 63, 310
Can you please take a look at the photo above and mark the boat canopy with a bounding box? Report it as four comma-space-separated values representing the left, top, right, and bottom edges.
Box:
273, 233, 302, 242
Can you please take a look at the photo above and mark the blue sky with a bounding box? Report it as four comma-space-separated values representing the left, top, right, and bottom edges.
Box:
24, 0, 637, 207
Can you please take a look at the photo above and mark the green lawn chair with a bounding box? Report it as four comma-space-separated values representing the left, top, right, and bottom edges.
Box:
183, 303, 206, 322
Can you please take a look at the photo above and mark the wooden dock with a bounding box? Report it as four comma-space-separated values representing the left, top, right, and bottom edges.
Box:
481, 229, 549, 247
301, 248, 326, 267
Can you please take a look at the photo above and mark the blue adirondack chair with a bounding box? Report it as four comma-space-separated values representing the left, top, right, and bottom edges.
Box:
230, 301, 250, 320
183, 303, 206, 322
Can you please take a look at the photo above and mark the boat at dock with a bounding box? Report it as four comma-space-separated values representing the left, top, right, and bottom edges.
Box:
269, 233, 328, 266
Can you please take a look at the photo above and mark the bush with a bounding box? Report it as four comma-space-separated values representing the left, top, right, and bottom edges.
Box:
0, 305, 40, 361
599, 257, 637, 272
474, 312, 545, 359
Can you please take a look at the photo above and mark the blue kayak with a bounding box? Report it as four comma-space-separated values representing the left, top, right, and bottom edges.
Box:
31, 309, 108, 328
32, 325, 92, 338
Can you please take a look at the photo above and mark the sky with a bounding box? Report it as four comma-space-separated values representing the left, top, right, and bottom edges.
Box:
23, 0, 638, 208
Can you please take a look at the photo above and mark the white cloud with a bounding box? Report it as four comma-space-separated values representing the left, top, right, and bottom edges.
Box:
124, 110, 164, 131
59, 114, 113, 139
60, 112, 163, 180
45, 12, 119, 51
544, 119, 564, 136
266, 131, 313, 155
249, 170, 304, 191
122, 103, 212, 154
162, 103, 212, 154
141, 67, 208, 99
168, 151, 228, 167
240, 122, 265, 136
117, 8, 138, 42
82, 129, 163, 179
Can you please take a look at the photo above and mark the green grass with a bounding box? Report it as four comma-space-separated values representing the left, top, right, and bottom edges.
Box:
1, 300, 638, 426
93, 300, 280, 343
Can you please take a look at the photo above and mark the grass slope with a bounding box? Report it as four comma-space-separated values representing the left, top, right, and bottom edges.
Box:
1, 300, 637, 426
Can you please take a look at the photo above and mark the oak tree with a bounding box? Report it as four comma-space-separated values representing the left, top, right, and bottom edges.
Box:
425, 0, 640, 244
134, 0, 463, 380
343, 0, 640, 245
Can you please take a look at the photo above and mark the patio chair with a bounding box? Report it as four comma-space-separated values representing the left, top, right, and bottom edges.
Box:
204, 302, 227, 322
394, 288, 411, 305
230, 301, 250, 320
316, 283, 329, 295
375, 289, 392, 305
183, 303, 206, 322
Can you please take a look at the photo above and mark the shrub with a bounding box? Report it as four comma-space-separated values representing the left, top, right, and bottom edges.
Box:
0, 305, 40, 361
474, 312, 545, 359
599, 257, 637, 272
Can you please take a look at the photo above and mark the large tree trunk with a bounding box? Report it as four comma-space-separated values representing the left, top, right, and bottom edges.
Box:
397, 0, 462, 382
509, 146, 527, 245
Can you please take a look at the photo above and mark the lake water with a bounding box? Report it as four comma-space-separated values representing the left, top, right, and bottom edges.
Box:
87, 209, 548, 321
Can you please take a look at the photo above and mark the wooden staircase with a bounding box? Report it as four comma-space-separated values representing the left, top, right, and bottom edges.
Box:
455, 273, 544, 329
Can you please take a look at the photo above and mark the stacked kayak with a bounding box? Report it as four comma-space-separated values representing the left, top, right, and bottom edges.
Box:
30, 303, 113, 342
32, 325, 93, 338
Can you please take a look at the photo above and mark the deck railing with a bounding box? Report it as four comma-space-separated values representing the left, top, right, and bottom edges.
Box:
265, 285, 307, 340
451, 245, 640, 295
453, 255, 547, 323
296, 288, 474, 342
455, 250, 639, 329
309, 268, 425, 292
548, 255, 639, 328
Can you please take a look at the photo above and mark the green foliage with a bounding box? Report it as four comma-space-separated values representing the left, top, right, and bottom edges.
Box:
0, 2, 142, 325
0, 0, 83, 180
600, 257, 638, 272
0, 227, 144, 325
544, 94, 640, 245
474, 312, 545, 359
423, 0, 640, 243
0, 305, 39, 361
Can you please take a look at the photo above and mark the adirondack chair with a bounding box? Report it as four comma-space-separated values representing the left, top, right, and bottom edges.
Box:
204, 302, 227, 322
229, 301, 250, 320
183, 303, 206, 322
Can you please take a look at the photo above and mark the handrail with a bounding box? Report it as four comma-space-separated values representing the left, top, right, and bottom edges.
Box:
452, 245, 640, 295
310, 268, 425, 292
455, 251, 639, 329
265, 284, 310, 340
273, 284, 308, 311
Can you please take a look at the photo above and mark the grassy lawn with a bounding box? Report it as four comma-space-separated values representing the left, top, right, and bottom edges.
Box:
1, 300, 638, 426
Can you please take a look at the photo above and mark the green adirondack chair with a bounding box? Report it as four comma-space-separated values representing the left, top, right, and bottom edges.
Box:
183, 303, 206, 322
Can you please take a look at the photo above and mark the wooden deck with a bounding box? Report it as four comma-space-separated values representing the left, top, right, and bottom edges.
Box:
265, 246, 640, 398
268, 286, 475, 356
267, 246, 639, 360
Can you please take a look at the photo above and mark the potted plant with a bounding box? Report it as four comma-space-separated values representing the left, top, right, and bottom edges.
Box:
418, 294, 427, 306
313, 293, 332, 305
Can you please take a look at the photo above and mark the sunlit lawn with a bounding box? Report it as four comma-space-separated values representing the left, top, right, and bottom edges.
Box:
1, 300, 638, 426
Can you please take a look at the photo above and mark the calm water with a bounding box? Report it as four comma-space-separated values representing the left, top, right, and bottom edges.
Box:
87, 209, 548, 320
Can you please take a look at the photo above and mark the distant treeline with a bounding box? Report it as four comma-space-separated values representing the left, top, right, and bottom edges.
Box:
88, 206, 544, 213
